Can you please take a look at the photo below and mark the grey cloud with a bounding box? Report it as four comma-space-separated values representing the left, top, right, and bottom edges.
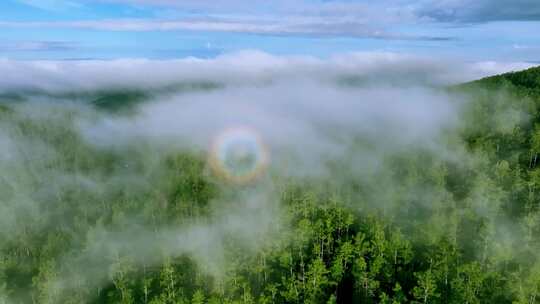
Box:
418, 0, 540, 22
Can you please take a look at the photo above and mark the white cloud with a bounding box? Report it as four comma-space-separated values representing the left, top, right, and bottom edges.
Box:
0, 51, 533, 94
0, 17, 438, 40
1, 51, 532, 178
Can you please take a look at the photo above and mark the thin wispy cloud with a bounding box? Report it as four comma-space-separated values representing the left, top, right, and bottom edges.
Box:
14, 0, 540, 25
4, 0, 539, 60
17, 0, 82, 11
0, 18, 452, 40
0, 40, 77, 52
80, 0, 540, 23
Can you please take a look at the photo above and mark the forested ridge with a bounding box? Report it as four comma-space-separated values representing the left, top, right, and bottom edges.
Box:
2, 66, 540, 304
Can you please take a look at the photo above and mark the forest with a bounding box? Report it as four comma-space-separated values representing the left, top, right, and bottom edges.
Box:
1, 65, 540, 304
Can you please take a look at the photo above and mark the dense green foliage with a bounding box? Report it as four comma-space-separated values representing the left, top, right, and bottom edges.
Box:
2, 67, 540, 303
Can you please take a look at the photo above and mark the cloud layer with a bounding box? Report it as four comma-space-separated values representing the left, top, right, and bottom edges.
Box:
0, 51, 534, 93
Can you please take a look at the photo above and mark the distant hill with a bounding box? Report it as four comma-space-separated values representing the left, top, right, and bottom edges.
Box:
0, 81, 222, 113
445, 65, 540, 183
460, 65, 540, 98
471, 65, 540, 89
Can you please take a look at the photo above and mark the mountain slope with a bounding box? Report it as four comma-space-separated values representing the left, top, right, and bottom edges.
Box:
471, 65, 540, 90
2, 66, 540, 303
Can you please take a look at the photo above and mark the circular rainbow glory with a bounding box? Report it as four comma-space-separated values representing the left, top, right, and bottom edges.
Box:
208, 127, 269, 184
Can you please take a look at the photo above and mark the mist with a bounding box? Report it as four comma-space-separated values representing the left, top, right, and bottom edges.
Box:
0, 52, 537, 303
0, 51, 533, 93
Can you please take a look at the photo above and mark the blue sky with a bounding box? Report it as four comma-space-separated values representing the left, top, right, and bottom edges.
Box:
0, 0, 539, 61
